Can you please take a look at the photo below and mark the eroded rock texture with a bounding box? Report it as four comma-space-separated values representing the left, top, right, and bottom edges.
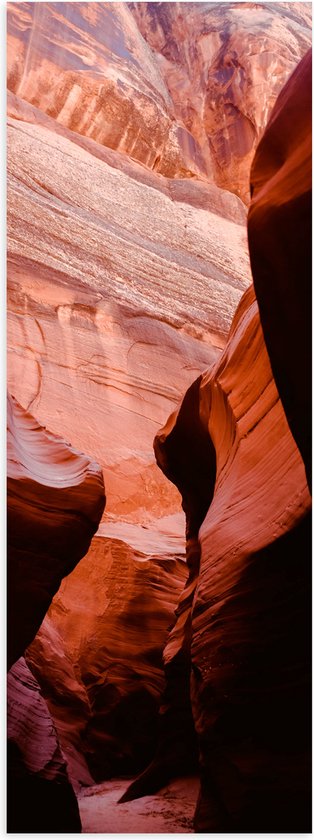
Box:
7, 2, 311, 830
7, 2, 311, 200
124, 50, 312, 831
7, 392, 105, 670
129, 1, 311, 200
26, 521, 187, 785
7, 394, 105, 830
7, 91, 249, 524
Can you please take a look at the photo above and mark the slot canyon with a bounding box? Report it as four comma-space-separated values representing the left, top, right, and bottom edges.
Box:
7, 2, 311, 834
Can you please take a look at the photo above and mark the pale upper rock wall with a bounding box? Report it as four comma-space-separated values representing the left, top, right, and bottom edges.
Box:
129, 2, 311, 200
7, 2, 311, 195
7, 95, 250, 523
7, 2, 207, 179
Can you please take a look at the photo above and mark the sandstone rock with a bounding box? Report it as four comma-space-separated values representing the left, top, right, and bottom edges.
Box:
130, 2, 311, 200
7, 96, 250, 525
7, 392, 105, 669
7, 1, 206, 179
126, 50, 312, 830
248, 48, 312, 487
7, 657, 81, 832
26, 521, 187, 783
151, 282, 311, 831
8, 2, 310, 199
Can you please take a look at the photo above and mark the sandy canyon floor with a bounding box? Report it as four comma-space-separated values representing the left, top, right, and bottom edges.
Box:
78, 777, 199, 833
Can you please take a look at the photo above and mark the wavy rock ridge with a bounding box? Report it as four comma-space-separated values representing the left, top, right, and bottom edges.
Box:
7, 2, 312, 832
7, 393, 105, 830
123, 49, 312, 831
26, 522, 187, 785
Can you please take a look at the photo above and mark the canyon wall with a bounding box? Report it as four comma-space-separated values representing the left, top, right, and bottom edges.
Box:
7, 2, 311, 200
123, 49, 312, 831
7, 2, 311, 831
7, 394, 105, 830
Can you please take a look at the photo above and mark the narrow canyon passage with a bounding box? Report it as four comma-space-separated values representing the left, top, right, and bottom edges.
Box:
7, 2, 311, 835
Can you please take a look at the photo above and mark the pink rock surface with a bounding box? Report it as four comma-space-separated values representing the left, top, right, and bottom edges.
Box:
135, 51, 311, 831
7, 392, 105, 669
7, 2, 311, 199
7, 95, 250, 524
7, 1, 206, 179
130, 2, 311, 200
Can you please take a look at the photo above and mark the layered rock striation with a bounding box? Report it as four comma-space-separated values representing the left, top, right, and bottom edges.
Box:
7, 657, 82, 832
129, 1, 311, 200
7, 3, 311, 199
7, 393, 105, 830
7, 91, 249, 526
7, 392, 105, 669
248, 47, 312, 488
26, 520, 187, 784
7, 3, 311, 832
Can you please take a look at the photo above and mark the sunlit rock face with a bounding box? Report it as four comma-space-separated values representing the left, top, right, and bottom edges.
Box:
6, 1, 206, 179
123, 50, 312, 831
7, 92, 249, 525
26, 520, 187, 785
129, 2, 311, 200
7, 657, 82, 832
7, 3, 311, 197
7, 2, 311, 828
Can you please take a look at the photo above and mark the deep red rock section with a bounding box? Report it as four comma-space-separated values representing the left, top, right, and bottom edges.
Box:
248, 48, 312, 487
7, 657, 82, 832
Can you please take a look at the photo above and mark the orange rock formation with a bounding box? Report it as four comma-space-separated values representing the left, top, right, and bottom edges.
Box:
123, 50, 312, 831
7, 1, 312, 832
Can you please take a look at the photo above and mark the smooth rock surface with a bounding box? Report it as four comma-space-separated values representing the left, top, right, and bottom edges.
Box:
248, 48, 312, 487
7, 657, 82, 833
27, 522, 187, 784
138, 52, 312, 831
152, 283, 311, 831
7, 392, 105, 669
7, 94, 250, 524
